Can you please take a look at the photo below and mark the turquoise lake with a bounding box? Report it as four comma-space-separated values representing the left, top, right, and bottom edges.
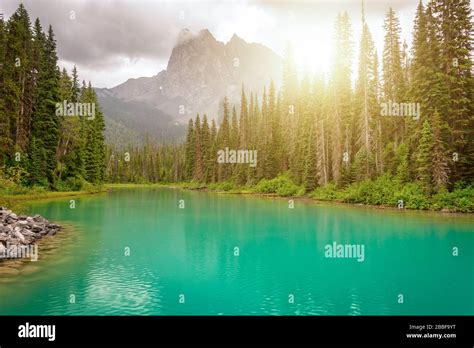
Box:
0, 187, 473, 315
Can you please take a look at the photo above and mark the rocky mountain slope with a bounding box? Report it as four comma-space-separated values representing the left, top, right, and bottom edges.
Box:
99, 29, 281, 145
96, 89, 186, 147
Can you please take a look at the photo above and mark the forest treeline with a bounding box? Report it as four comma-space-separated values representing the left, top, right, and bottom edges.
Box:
107, 0, 473, 210
0, 4, 106, 192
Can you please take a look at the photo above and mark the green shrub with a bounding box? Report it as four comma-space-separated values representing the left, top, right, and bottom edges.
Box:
253, 178, 274, 193
221, 182, 235, 191
276, 182, 304, 197
339, 174, 399, 206
454, 197, 474, 213
432, 185, 474, 212
311, 183, 340, 200
206, 181, 233, 191
254, 173, 303, 197
64, 177, 85, 191
394, 182, 430, 209
309, 176, 473, 211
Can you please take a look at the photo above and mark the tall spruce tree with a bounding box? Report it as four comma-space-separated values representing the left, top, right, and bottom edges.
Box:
4, 4, 34, 161
0, 15, 7, 165
184, 118, 195, 180
382, 7, 406, 146
416, 119, 433, 191
354, 4, 377, 180
30, 25, 60, 185
217, 97, 231, 181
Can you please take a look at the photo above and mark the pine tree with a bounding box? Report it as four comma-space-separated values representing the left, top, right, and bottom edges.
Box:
431, 109, 449, 191
237, 86, 249, 185
71, 65, 80, 102
395, 142, 409, 183
209, 119, 218, 182
0, 15, 8, 165
193, 114, 202, 181
239, 85, 248, 148
291, 74, 310, 184
92, 86, 106, 182
82, 82, 106, 183
314, 74, 329, 186
382, 7, 406, 146
416, 119, 433, 191
4, 4, 34, 160
354, 5, 377, 180
230, 106, 238, 149
184, 118, 195, 180
30, 25, 60, 185
217, 97, 230, 181
56, 67, 72, 180
304, 124, 318, 191
28, 136, 46, 185
200, 114, 211, 182
328, 12, 353, 185
266, 80, 278, 178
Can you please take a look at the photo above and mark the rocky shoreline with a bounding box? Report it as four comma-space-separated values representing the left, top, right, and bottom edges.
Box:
0, 207, 61, 261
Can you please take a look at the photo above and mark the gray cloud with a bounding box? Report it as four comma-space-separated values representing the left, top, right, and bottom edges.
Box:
1, 0, 214, 68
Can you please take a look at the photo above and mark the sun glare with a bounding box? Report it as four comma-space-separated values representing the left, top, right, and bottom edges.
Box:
290, 31, 333, 77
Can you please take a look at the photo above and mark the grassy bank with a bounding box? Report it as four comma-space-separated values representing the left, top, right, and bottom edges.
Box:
104, 183, 164, 189
0, 189, 106, 209
3, 175, 472, 213
174, 173, 474, 213
0, 175, 105, 206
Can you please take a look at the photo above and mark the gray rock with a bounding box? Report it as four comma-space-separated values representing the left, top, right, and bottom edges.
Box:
47, 223, 60, 229
13, 228, 26, 243
21, 229, 35, 237
31, 225, 43, 233
33, 215, 46, 223
5, 218, 16, 224
47, 229, 57, 236
0, 225, 10, 234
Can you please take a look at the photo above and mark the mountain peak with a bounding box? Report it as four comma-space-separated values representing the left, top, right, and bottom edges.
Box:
227, 33, 247, 49
177, 28, 193, 45
230, 33, 244, 42
176, 28, 216, 47
198, 28, 214, 39
108, 27, 282, 130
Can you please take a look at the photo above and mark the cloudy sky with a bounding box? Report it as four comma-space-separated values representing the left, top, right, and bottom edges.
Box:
1, 0, 421, 88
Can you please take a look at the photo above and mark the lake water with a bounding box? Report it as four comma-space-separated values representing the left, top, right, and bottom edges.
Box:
0, 187, 473, 315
